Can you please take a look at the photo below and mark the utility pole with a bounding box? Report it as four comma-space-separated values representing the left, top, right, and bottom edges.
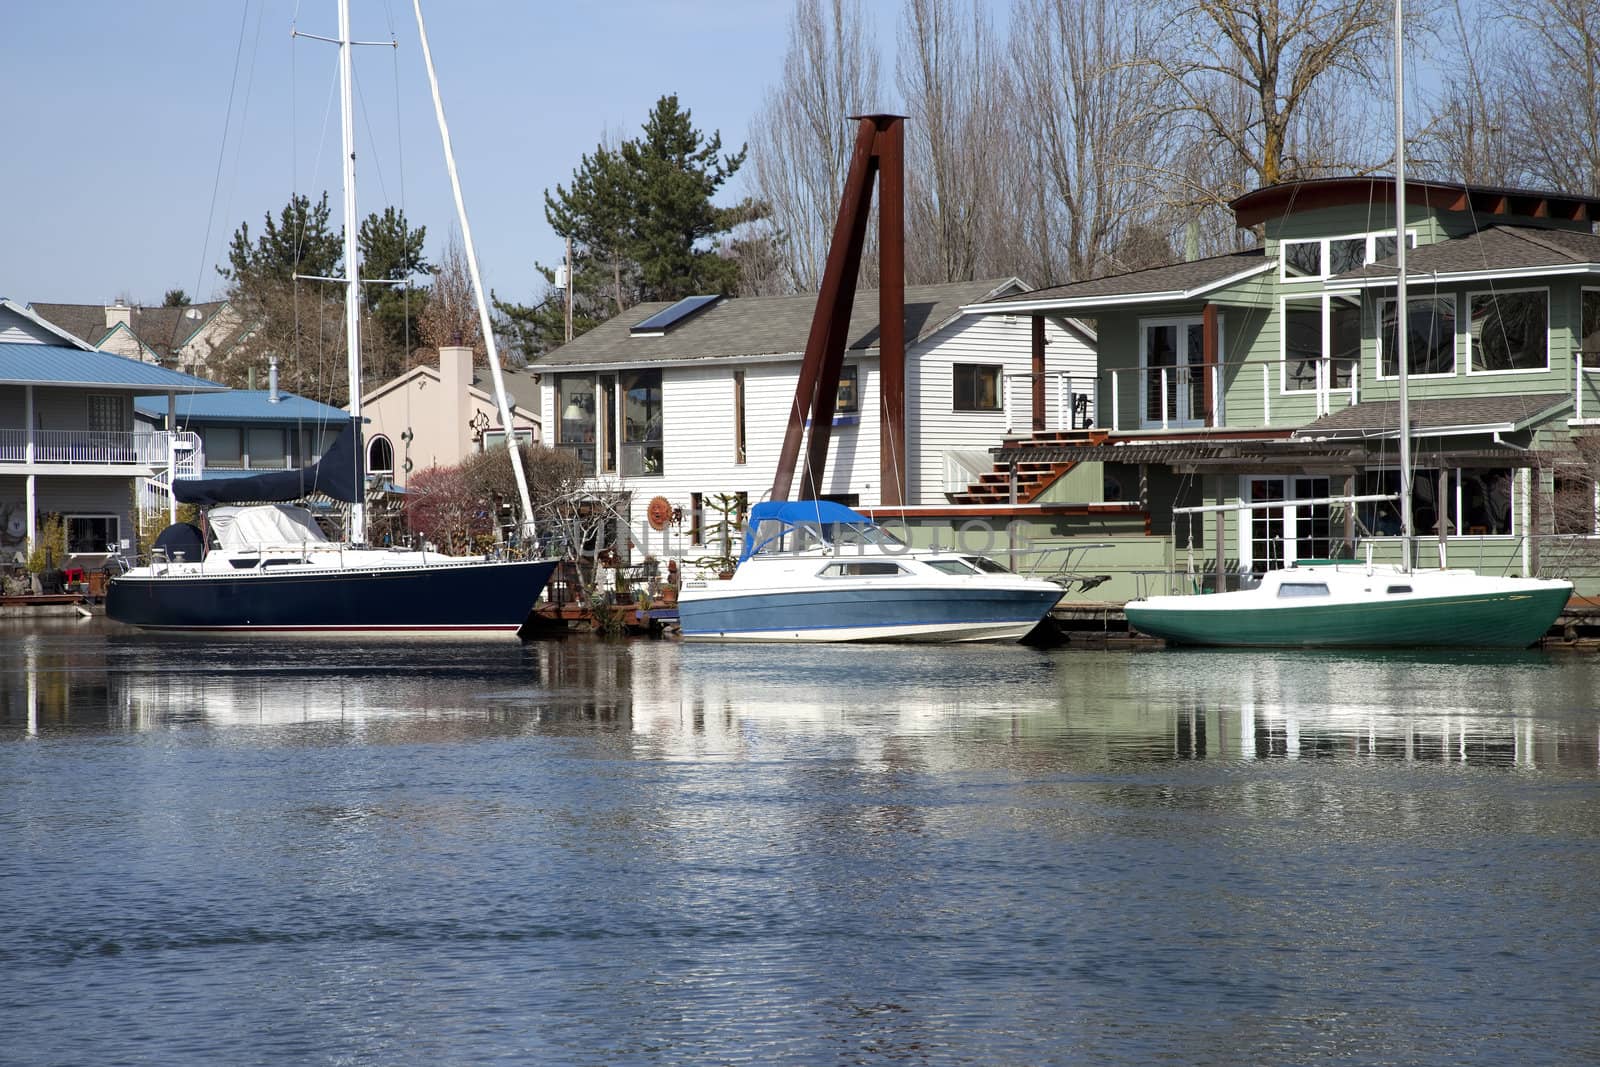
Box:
564, 236, 574, 344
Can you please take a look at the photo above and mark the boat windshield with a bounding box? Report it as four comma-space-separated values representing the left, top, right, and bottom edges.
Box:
746, 518, 904, 559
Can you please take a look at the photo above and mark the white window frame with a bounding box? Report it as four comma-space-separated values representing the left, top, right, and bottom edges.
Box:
481, 428, 536, 451
1236, 475, 1333, 571
1376, 293, 1460, 381
1278, 292, 1360, 396
1278, 229, 1417, 282
367, 434, 394, 473
1138, 315, 1211, 429
65, 513, 119, 555
1581, 288, 1600, 363
1465, 286, 1551, 376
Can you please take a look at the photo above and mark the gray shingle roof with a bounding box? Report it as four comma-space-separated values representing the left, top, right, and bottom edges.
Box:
1331, 225, 1600, 282
977, 251, 1267, 306
532, 279, 1022, 368
1294, 393, 1569, 435
29, 300, 232, 360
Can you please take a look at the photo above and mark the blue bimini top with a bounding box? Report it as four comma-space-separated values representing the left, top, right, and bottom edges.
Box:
739, 499, 878, 562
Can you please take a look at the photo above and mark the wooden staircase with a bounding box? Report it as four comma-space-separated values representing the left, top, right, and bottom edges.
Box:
945, 429, 1109, 506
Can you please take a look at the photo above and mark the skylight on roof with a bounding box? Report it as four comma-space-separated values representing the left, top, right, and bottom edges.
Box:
630, 294, 720, 335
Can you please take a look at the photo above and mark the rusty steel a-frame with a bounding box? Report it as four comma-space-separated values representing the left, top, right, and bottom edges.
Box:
770, 114, 907, 506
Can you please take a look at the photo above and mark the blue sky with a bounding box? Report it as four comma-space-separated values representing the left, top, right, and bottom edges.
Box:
0, 0, 860, 308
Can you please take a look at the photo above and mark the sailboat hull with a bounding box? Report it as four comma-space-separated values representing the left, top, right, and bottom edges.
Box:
1126, 571, 1571, 650
107, 557, 558, 633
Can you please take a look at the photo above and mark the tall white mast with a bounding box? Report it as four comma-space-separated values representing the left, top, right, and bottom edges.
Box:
338, 0, 366, 542
413, 0, 536, 536
1393, 0, 1413, 569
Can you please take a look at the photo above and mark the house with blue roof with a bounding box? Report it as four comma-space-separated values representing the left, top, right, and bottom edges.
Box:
0, 298, 228, 567
133, 375, 348, 488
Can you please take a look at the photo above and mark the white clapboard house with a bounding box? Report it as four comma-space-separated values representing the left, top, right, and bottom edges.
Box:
532, 279, 1096, 557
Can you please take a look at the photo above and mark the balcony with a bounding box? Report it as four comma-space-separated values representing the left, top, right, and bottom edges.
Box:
0, 429, 200, 467
1096, 359, 1360, 433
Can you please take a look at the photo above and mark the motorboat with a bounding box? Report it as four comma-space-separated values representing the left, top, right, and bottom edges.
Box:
676, 500, 1065, 642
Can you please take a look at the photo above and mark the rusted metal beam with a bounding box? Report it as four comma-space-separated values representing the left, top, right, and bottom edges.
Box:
772, 114, 909, 504
772, 117, 880, 502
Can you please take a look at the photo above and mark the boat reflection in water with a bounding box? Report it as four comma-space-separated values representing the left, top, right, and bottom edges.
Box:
7, 626, 1598, 775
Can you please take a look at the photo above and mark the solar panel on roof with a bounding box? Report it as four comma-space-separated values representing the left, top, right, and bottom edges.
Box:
629, 294, 720, 335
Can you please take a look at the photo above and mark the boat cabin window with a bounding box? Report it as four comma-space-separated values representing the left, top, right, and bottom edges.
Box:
1386, 584, 1412, 594
820, 561, 904, 577
962, 555, 1011, 574
261, 558, 306, 567
927, 559, 980, 575
1276, 582, 1330, 598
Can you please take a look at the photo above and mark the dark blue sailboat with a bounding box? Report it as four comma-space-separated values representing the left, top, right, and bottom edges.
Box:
107, 423, 557, 634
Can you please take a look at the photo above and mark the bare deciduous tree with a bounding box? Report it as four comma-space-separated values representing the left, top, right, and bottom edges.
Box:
418, 234, 485, 366
747, 0, 884, 293
897, 0, 1013, 283
1010, 0, 1176, 282
1490, 0, 1600, 195
1151, 0, 1401, 242
1415, 1, 1521, 186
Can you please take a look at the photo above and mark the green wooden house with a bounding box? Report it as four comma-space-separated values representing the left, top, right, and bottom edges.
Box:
943, 177, 1600, 600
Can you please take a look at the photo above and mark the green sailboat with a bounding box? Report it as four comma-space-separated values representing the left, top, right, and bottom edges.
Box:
1124, 0, 1573, 650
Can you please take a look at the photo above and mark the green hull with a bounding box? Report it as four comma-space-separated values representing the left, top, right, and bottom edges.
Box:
1125, 586, 1570, 649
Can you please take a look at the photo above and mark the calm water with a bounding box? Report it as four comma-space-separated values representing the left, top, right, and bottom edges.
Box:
3, 621, 1599, 1066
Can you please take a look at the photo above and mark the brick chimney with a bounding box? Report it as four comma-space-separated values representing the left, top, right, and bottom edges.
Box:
105, 298, 132, 332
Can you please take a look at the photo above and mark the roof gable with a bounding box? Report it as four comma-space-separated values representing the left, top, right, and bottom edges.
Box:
0, 300, 97, 349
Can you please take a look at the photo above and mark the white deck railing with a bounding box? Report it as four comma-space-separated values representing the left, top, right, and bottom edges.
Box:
136, 433, 205, 516
1572, 355, 1600, 425
1095, 360, 1360, 432
1002, 371, 1092, 433
0, 428, 199, 466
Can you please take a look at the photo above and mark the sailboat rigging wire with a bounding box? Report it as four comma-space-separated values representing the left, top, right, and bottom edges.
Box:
413, 0, 535, 537
1393, 0, 1416, 571
193, 1, 254, 318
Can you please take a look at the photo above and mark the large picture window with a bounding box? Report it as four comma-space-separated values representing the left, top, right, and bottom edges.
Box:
1380, 296, 1457, 377
203, 426, 243, 468
556, 375, 597, 471
621, 369, 663, 476
1583, 289, 1600, 361
66, 514, 118, 555
1469, 289, 1548, 373
1281, 295, 1359, 393
1555, 471, 1597, 535
1358, 467, 1513, 536
953, 363, 1001, 412
247, 427, 287, 468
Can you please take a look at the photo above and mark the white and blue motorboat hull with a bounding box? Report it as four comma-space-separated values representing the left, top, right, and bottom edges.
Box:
677, 583, 1063, 642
